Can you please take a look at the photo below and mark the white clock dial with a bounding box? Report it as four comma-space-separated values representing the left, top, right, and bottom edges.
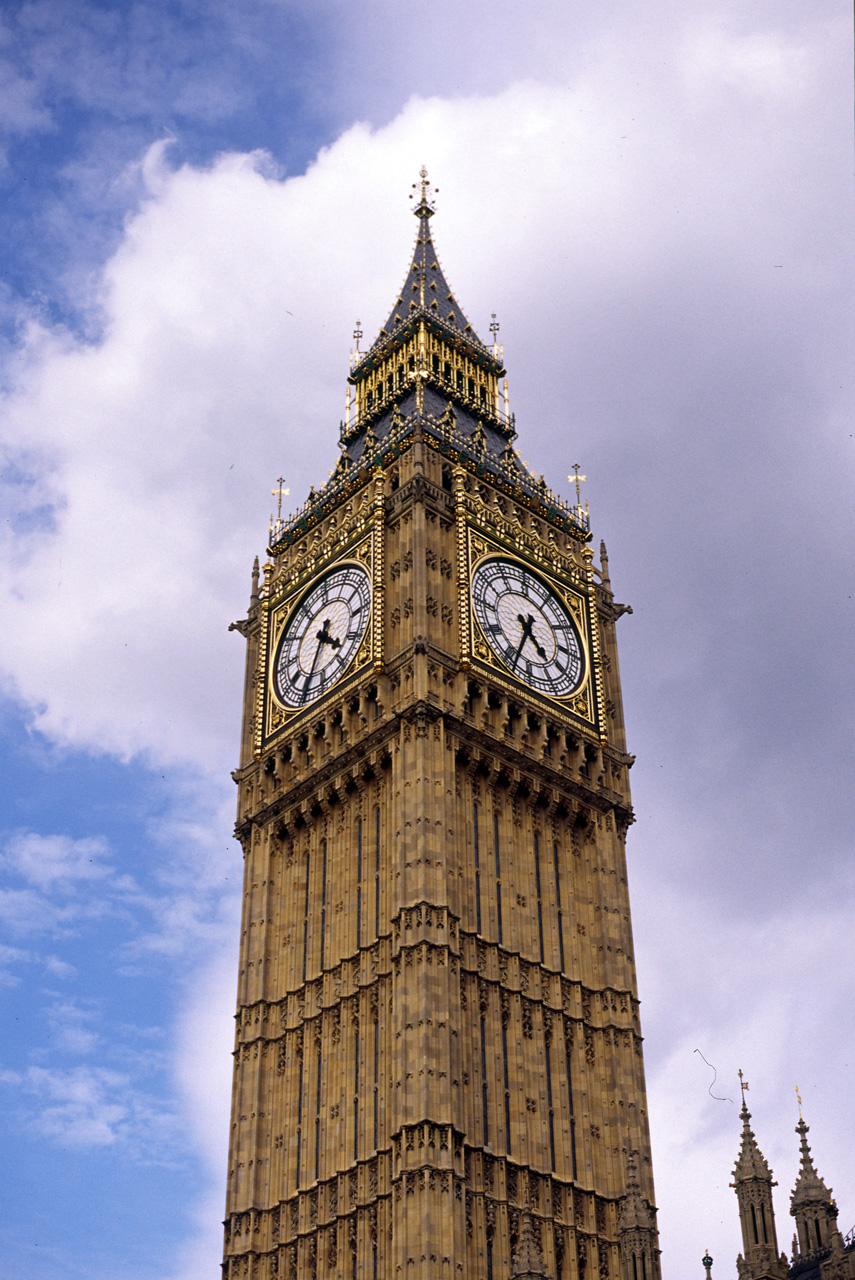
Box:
273, 564, 371, 709
471, 558, 584, 698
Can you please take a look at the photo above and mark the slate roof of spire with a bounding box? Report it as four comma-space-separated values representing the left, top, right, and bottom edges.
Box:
352, 176, 500, 379
376, 192, 482, 343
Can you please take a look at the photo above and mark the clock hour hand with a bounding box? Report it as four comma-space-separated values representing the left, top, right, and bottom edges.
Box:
303, 618, 341, 690
315, 619, 342, 651
515, 612, 547, 662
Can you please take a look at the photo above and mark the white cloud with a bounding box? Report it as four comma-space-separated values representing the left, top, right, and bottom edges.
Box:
42, 953, 77, 978
3, 1059, 145, 1152
3, 831, 109, 887
0, 830, 119, 937
45, 994, 100, 1055
681, 21, 811, 99
3, 24, 847, 772
0, 883, 87, 936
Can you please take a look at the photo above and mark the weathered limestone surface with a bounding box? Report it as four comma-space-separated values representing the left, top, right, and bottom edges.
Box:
223, 429, 659, 1280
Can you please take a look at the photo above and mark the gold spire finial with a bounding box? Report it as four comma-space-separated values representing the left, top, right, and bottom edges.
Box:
569, 462, 587, 506
795, 1085, 802, 1119
272, 476, 290, 522
409, 166, 438, 213
738, 1068, 749, 1105
489, 313, 500, 354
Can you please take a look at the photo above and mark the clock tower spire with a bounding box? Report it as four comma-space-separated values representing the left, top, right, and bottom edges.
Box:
224, 177, 659, 1280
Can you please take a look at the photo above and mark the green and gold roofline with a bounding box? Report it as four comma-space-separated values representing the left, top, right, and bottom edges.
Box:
269, 404, 590, 554
343, 315, 509, 443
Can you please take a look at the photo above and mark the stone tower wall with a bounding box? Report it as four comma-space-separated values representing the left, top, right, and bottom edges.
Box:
223, 433, 657, 1280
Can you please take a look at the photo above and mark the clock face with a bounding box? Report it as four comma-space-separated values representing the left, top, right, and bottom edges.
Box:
273, 564, 371, 709
471, 558, 584, 698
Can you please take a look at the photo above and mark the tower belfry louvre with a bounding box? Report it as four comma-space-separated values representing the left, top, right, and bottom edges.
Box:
224, 173, 660, 1280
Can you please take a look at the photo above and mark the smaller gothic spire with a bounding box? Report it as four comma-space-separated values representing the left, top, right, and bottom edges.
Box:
792, 1116, 832, 1205
250, 556, 260, 605
511, 1205, 548, 1279
599, 539, 611, 587
732, 1097, 775, 1184
619, 1152, 660, 1280
730, 1084, 787, 1280
790, 1110, 838, 1258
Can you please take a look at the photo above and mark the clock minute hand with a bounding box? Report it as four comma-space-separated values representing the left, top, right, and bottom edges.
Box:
512, 613, 537, 667
516, 612, 547, 663
303, 618, 340, 689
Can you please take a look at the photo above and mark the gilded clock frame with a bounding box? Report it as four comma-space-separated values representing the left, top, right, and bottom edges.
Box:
256, 528, 381, 751
462, 523, 607, 738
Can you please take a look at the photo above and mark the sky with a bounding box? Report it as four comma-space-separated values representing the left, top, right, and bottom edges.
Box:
0, 2, 852, 1277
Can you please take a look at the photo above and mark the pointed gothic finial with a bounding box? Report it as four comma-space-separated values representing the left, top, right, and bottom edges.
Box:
272, 476, 289, 524
600, 540, 611, 586
791, 1108, 837, 1258
731, 1095, 787, 1280
793, 1111, 832, 1204
569, 462, 587, 507
490, 312, 500, 354
511, 1204, 548, 1279
731, 1080, 774, 1184
409, 164, 438, 217
795, 1085, 802, 1120
250, 555, 260, 605
619, 1151, 659, 1280
703, 1252, 714, 1280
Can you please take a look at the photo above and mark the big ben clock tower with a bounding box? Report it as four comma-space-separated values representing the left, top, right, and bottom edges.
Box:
223, 172, 660, 1280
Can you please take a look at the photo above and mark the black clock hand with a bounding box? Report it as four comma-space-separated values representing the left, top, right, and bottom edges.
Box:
303, 618, 340, 690
515, 612, 547, 662
303, 636, 325, 688
316, 620, 342, 650
511, 613, 535, 667
529, 628, 547, 661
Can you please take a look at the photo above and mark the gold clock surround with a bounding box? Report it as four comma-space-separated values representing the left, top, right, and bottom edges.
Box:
257, 525, 381, 747
462, 521, 606, 738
